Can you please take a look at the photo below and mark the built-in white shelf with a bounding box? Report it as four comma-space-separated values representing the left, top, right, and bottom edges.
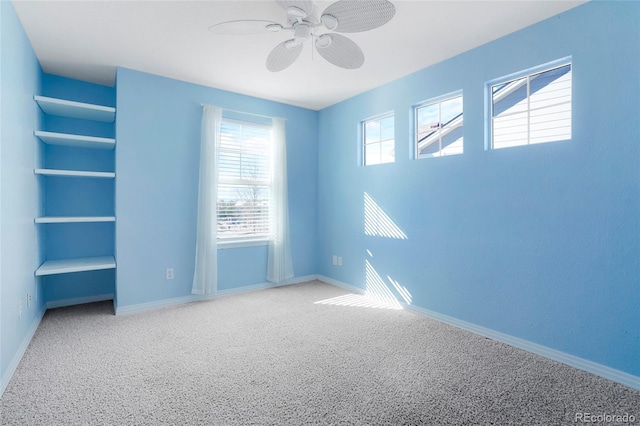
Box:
35, 256, 116, 276
34, 96, 116, 123
35, 216, 116, 224
34, 131, 115, 150
34, 169, 115, 179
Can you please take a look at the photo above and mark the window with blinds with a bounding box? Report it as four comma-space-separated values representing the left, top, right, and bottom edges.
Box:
217, 118, 272, 240
491, 62, 572, 149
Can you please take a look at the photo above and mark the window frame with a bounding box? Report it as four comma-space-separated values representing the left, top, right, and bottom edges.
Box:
485, 56, 572, 150
413, 91, 464, 160
361, 112, 395, 166
216, 117, 273, 247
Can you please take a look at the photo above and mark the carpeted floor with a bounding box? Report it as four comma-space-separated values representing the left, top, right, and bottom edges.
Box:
1, 281, 638, 425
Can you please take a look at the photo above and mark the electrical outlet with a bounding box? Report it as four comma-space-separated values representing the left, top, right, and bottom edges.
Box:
166, 268, 174, 280
27, 292, 32, 308
18, 301, 23, 319
332, 255, 338, 266
337, 256, 343, 266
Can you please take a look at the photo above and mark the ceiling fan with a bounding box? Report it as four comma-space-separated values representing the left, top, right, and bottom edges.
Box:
209, 0, 396, 72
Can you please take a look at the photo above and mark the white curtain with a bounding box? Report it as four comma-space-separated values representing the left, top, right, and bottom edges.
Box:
267, 117, 294, 283
192, 104, 221, 295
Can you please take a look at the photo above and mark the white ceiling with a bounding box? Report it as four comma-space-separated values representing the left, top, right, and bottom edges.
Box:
12, 0, 585, 110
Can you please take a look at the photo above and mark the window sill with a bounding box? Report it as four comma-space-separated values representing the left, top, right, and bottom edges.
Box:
217, 238, 270, 249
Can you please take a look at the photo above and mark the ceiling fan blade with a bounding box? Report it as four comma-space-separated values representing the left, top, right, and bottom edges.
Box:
266, 40, 304, 72
209, 20, 282, 35
276, 0, 316, 18
321, 0, 395, 33
315, 34, 364, 69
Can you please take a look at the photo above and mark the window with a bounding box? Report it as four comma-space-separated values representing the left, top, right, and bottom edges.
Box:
490, 62, 572, 149
415, 94, 463, 158
363, 114, 394, 165
217, 118, 271, 241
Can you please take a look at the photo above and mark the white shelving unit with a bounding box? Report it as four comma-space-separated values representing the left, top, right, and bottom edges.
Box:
35, 256, 116, 276
34, 95, 117, 279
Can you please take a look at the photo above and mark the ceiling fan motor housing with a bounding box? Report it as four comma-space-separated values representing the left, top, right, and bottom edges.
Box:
293, 21, 311, 40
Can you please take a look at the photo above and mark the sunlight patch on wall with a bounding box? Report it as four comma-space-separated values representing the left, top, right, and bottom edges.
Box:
314, 293, 402, 310
313, 254, 411, 310
387, 275, 412, 304
364, 192, 407, 239
365, 259, 402, 309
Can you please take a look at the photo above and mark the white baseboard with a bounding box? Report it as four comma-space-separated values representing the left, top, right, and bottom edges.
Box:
0, 308, 46, 397
115, 275, 319, 315
317, 275, 365, 295
316, 275, 640, 391
45, 293, 114, 310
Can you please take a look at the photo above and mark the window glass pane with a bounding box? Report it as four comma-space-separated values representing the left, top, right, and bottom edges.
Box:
440, 96, 462, 124
415, 95, 463, 159
365, 142, 381, 165
380, 140, 395, 164
441, 136, 463, 156
363, 115, 395, 166
218, 149, 241, 179
380, 116, 394, 141
493, 111, 528, 149
492, 77, 527, 118
221, 122, 241, 143
218, 184, 270, 238
365, 120, 381, 144
418, 141, 441, 158
217, 119, 272, 239
529, 65, 572, 144
416, 103, 440, 142
491, 62, 571, 149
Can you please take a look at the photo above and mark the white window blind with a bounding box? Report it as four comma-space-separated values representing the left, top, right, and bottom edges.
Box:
491, 63, 572, 149
217, 118, 272, 240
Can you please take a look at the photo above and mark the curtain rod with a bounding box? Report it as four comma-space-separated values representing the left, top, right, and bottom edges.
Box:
200, 103, 285, 121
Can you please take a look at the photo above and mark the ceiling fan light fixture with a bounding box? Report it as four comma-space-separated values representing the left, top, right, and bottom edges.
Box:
285, 39, 301, 49
287, 6, 307, 18
315, 34, 332, 49
321, 14, 338, 30
266, 23, 283, 32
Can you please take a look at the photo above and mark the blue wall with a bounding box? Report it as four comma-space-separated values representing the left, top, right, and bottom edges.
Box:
318, 2, 639, 377
115, 68, 318, 310
0, 0, 45, 390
